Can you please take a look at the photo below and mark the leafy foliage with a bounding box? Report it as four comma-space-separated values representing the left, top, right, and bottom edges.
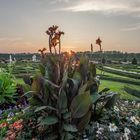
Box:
0, 71, 17, 105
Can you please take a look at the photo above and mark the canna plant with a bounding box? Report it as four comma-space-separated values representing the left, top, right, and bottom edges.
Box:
23, 26, 117, 139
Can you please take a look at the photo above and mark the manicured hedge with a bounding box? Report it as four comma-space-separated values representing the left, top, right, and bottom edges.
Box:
124, 85, 140, 97
98, 67, 140, 79
99, 75, 140, 85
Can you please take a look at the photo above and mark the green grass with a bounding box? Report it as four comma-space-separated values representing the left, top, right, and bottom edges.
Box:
99, 79, 140, 101
97, 69, 140, 84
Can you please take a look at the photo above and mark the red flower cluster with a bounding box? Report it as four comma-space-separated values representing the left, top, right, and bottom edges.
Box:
11, 119, 23, 131
0, 119, 23, 140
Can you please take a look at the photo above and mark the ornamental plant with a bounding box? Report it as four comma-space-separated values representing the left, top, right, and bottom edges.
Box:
23, 26, 117, 139
0, 70, 17, 106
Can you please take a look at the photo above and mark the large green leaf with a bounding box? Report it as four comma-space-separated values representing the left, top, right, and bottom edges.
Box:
98, 88, 110, 95
91, 93, 101, 104
67, 78, 79, 104
61, 66, 68, 87
79, 55, 88, 82
80, 55, 88, 65
70, 93, 91, 118
34, 106, 47, 112
63, 124, 78, 132
40, 116, 58, 125
79, 83, 88, 94
78, 111, 91, 131
39, 64, 46, 76
61, 132, 75, 140
89, 63, 96, 78
63, 112, 71, 119
58, 90, 67, 113
104, 93, 117, 109
31, 75, 43, 92
90, 83, 98, 95
73, 71, 81, 82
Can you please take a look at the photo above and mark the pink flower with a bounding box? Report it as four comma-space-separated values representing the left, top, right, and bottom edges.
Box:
6, 130, 16, 140
137, 103, 140, 107
8, 132, 16, 139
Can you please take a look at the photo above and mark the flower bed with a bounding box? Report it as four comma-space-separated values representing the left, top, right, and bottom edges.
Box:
0, 100, 140, 139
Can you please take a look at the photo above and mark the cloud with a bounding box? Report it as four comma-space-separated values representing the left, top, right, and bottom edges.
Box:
60, 0, 140, 15
50, 0, 70, 4
122, 23, 140, 31
55, 0, 69, 2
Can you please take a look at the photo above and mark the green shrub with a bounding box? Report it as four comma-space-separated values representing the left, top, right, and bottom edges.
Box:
0, 71, 17, 105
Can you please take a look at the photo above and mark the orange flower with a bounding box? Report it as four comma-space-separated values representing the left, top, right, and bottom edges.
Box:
0, 122, 8, 128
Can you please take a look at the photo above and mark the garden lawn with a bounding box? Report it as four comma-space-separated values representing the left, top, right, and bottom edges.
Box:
99, 79, 140, 101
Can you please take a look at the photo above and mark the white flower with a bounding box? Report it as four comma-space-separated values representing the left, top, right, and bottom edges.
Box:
130, 116, 139, 125
125, 101, 128, 104
96, 127, 104, 135
123, 133, 129, 140
83, 134, 88, 140
132, 101, 136, 105
124, 127, 130, 134
109, 123, 117, 132
96, 122, 100, 128
114, 106, 119, 112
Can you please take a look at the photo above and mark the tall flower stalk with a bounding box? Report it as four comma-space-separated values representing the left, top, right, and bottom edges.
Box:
46, 25, 64, 54
96, 37, 104, 75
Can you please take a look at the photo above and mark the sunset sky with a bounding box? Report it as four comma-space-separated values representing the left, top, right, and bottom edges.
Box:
0, 0, 140, 53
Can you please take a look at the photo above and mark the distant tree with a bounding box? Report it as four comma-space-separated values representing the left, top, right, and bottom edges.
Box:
132, 57, 137, 65
102, 57, 106, 64
123, 58, 127, 62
